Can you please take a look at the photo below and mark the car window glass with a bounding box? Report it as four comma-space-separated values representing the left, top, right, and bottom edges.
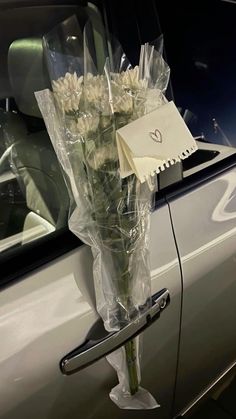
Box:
0, 2, 104, 255
103, 0, 236, 190
155, 1, 236, 176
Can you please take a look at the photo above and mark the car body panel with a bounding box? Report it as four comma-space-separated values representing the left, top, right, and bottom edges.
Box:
169, 167, 236, 415
0, 204, 182, 419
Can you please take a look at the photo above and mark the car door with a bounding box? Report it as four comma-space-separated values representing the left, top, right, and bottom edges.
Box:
0, 202, 181, 419
154, 1, 236, 414
167, 145, 236, 416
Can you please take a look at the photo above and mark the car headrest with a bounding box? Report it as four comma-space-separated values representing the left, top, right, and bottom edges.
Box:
8, 38, 50, 118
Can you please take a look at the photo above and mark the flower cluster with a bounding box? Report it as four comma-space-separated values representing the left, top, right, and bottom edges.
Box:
112, 66, 146, 92
52, 72, 83, 113
53, 68, 146, 120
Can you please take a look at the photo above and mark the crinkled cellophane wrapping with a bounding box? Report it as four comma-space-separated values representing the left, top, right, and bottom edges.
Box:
36, 19, 170, 409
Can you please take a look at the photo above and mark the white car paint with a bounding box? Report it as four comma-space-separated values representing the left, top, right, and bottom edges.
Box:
0, 204, 181, 419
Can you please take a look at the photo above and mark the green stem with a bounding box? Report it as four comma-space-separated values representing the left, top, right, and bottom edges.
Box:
124, 339, 139, 395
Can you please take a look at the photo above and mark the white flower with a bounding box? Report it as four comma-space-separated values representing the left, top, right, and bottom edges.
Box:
84, 74, 110, 114
112, 67, 146, 92
113, 91, 133, 114
52, 72, 83, 113
77, 114, 99, 137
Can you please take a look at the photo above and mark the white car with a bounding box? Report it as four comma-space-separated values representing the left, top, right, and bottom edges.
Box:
1, 1, 236, 418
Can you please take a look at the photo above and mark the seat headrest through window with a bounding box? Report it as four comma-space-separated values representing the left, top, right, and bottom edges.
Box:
8, 38, 50, 118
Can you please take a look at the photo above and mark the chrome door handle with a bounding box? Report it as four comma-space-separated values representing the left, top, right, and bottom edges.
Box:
61, 288, 170, 375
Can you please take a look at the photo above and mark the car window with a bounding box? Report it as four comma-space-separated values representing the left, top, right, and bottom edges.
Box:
0, 0, 163, 259
155, 0, 236, 176
0, 2, 101, 257
103, 0, 236, 193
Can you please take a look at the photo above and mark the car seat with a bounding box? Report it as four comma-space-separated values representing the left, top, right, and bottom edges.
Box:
0, 37, 69, 251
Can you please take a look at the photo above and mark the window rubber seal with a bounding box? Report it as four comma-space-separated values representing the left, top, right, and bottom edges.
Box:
156, 152, 236, 204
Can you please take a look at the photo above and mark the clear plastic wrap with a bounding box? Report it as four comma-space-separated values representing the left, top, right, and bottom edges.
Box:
35, 15, 170, 409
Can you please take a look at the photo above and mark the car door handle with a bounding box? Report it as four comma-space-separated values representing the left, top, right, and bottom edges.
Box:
61, 288, 170, 375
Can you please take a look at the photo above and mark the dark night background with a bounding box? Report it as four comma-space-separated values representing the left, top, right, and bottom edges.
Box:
102, 0, 236, 146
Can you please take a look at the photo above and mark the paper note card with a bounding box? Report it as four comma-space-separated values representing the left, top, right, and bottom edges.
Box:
116, 101, 198, 182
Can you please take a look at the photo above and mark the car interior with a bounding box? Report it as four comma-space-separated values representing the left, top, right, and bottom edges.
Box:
0, 1, 107, 253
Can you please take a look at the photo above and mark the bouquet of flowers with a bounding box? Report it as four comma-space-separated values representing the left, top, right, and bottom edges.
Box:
35, 16, 196, 409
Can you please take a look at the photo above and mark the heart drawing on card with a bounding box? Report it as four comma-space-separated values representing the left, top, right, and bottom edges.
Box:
149, 128, 162, 143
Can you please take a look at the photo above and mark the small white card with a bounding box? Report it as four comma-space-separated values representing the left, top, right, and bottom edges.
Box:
116, 101, 198, 182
